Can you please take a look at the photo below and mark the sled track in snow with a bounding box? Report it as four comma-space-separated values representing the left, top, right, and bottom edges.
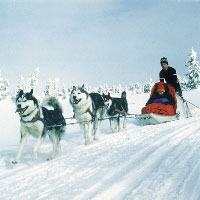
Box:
1, 117, 200, 199
125, 120, 200, 199
74, 118, 200, 200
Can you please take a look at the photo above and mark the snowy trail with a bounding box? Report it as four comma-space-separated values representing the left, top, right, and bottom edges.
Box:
1, 91, 200, 200
1, 115, 200, 200
76, 118, 200, 200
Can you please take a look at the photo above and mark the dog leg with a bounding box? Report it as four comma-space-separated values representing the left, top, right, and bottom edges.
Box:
80, 124, 87, 139
93, 118, 99, 140
32, 136, 45, 161
48, 132, 59, 160
85, 122, 93, 145
110, 119, 115, 133
114, 118, 118, 131
12, 133, 29, 164
123, 116, 127, 128
117, 117, 121, 132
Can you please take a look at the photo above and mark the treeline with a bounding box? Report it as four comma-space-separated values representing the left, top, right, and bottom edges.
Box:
0, 47, 200, 100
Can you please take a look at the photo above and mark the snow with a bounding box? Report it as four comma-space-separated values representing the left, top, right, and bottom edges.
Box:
1, 90, 200, 200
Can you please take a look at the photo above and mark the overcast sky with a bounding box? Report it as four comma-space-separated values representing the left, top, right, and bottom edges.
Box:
0, 0, 200, 90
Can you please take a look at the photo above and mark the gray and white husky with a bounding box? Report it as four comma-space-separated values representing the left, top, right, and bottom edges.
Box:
70, 86, 106, 145
102, 91, 128, 133
12, 89, 66, 164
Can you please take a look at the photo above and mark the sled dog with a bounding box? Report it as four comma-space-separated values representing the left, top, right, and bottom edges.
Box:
70, 86, 106, 145
12, 89, 66, 164
102, 91, 128, 133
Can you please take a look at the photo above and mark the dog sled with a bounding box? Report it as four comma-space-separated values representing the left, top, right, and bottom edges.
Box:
136, 82, 179, 125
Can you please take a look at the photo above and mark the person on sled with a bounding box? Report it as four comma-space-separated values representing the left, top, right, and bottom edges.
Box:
142, 82, 177, 116
159, 57, 182, 97
146, 83, 175, 107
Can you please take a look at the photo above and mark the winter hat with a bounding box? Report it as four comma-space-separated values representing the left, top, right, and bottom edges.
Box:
157, 83, 165, 92
160, 57, 168, 65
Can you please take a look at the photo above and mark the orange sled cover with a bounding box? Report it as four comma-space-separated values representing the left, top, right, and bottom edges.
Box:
141, 103, 176, 116
141, 82, 177, 116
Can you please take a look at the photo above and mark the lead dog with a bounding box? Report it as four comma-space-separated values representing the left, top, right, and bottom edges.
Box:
102, 91, 128, 133
12, 89, 66, 164
70, 86, 106, 145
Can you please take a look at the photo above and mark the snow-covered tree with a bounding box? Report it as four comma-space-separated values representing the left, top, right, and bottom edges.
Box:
61, 84, 67, 99
17, 76, 26, 91
133, 83, 143, 94
44, 78, 60, 97
0, 71, 10, 100
185, 48, 200, 89
44, 79, 52, 96
30, 67, 39, 90
17, 68, 39, 93
178, 75, 188, 91
143, 78, 154, 93
115, 84, 123, 94
129, 83, 134, 94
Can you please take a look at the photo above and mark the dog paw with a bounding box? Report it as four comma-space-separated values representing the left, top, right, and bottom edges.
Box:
47, 155, 55, 161
12, 160, 18, 164
85, 138, 93, 145
93, 137, 99, 141
47, 157, 53, 161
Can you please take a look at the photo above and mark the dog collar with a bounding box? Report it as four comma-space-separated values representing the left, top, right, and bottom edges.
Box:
20, 107, 38, 118
20, 109, 44, 124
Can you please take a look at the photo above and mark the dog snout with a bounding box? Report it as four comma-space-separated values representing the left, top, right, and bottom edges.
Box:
17, 104, 21, 109
73, 96, 77, 100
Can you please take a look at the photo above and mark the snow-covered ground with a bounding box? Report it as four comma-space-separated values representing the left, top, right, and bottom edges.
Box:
1, 90, 200, 200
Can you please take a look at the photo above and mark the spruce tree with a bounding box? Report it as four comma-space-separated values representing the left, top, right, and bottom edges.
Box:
0, 71, 10, 100
144, 78, 154, 93
185, 47, 200, 89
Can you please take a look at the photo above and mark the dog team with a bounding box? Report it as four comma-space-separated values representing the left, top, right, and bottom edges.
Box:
12, 57, 183, 163
12, 86, 128, 164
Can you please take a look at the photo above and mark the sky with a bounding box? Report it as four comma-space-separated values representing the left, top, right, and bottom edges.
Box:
0, 0, 200, 91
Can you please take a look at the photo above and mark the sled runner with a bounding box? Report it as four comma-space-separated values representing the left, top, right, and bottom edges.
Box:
135, 113, 179, 125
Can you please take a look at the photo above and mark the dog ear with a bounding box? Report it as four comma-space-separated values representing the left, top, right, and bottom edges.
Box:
18, 90, 24, 97
72, 86, 76, 90
16, 90, 23, 102
81, 84, 85, 88
108, 92, 110, 97
30, 89, 33, 95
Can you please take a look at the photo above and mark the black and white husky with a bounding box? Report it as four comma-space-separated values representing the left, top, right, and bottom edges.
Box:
12, 89, 66, 164
102, 91, 128, 133
70, 86, 106, 145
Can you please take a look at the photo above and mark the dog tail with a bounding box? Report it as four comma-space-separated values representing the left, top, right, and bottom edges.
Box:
121, 91, 126, 99
121, 91, 128, 113
42, 96, 63, 113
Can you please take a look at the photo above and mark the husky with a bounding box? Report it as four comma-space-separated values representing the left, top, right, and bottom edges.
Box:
102, 91, 128, 133
12, 89, 66, 164
70, 86, 106, 145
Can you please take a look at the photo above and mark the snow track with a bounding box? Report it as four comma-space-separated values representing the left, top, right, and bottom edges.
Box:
1, 94, 200, 200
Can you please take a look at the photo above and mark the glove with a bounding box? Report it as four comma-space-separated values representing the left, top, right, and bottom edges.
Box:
176, 90, 182, 97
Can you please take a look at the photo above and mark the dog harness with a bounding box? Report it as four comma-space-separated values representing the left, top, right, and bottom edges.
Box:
20, 107, 66, 130
20, 109, 44, 124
